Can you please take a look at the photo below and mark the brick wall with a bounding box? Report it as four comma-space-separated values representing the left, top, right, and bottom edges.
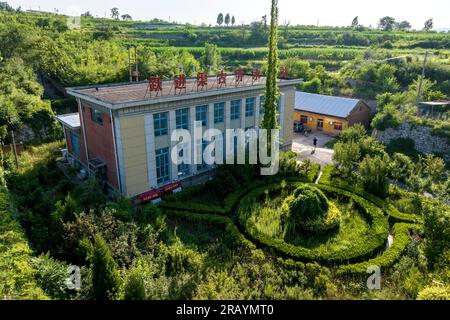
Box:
80, 103, 118, 189
348, 101, 370, 128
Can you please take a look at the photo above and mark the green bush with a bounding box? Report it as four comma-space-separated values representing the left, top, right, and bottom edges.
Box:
337, 223, 420, 275
282, 184, 341, 233
319, 165, 422, 224
238, 182, 390, 263
0, 187, 48, 299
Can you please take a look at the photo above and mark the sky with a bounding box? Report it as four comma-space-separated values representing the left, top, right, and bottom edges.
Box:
7, 0, 450, 30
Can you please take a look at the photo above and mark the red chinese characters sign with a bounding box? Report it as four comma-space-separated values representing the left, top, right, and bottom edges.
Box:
137, 181, 182, 204
149, 76, 162, 95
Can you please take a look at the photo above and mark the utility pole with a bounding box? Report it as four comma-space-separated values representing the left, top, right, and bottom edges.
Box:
416, 51, 429, 107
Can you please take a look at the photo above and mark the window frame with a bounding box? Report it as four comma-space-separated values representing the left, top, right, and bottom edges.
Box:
154, 112, 169, 137
176, 108, 189, 130
214, 102, 225, 124
230, 100, 241, 120
245, 97, 255, 117
91, 108, 103, 125
155, 147, 170, 184
196, 105, 208, 127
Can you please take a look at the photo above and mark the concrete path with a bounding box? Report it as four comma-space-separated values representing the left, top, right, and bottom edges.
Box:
292, 132, 335, 167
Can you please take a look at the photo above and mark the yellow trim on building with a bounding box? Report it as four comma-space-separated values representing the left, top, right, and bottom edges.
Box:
294, 110, 348, 135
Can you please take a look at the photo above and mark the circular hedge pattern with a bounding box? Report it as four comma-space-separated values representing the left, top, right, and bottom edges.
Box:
237, 182, 390, 264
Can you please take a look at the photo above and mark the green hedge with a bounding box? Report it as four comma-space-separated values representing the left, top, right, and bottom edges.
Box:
0, 187, 48, 299
159, 165, 320, 216
337, 223, 420, 275
163, 209, 255, 250
237, 181, 390, 264
318, 165, 422, 224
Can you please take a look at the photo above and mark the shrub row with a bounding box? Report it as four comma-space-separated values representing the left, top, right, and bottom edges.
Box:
318, 165, 422, 224
0, 187, 48, 299
237, 181, 390, 264
163, 209, 255, 250
337, 223, 421, 275
159, 164, 320, 216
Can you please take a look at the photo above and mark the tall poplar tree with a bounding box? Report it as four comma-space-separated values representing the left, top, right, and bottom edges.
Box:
91, 234, 120, 300
261, 0, 280, 139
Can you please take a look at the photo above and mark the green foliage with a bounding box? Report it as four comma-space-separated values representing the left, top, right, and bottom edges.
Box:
337, 223, 419, 275
333, 141, 360, 176
301, 77, 322, 93
0, 186, 48, 299
286, 185, 329, 221
238, 181, 389, 263
422, 200, 450, 268
358, 155, 390, 198
124, 267, 146, 300
201, 43, 222, 71
32, 253, 72, 300
417, 285, 450, 300
89, 234, 121, 300
261, 0, 280, 137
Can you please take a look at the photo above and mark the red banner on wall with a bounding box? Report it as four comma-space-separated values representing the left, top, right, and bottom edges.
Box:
137, 181, 182, 203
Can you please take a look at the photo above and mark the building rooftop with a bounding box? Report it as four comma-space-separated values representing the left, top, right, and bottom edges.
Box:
295, 91, 362, 119
55, 113, 80, 129
66, 75, 301, 110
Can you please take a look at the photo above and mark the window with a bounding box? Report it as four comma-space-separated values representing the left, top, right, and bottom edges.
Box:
154, 112, 168, 136
91, 108, 103, 125
259, 96, 265, 115
214, 102, 225, 124
196, 105, 208, 127
230, 100, 241, 120
334, 122, 343, 131
156, 148, 170, 184
245, 98, 255, 117
177, 149, 190, 177
176, 108, 189, 130
197, 140, 208, 171
70, 130, 81, 158
300, 115, 308, 124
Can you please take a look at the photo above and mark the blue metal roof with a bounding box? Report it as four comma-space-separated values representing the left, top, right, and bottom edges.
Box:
295, 92, 361, 119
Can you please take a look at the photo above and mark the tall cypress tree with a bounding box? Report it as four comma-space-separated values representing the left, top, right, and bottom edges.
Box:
261, 0, 280, 141
91, 234, 121, 300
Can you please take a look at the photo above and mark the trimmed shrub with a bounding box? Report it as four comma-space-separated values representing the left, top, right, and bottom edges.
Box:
282, 184, 341, 233
319, 165, 422, 224
337, 223, 419, 275
238, 182, 390, 263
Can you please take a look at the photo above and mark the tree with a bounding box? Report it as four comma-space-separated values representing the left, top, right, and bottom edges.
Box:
124, 267, 146, 300
110, 8, 119, 20
358, 155, 390, 198
121, 14, 132, 21
217, 13, 224, 26
351, 16, 359, 27
378, 16, 396, 31
333, 141, 360, 176
231, 16, 236, 26
261, 0, 280, 147
225, 13, 231, 27
0, 2, 13, 11
301, 77, 322, 94
81, 11, 93, 17
90, 234, 121, 300
396, 20, 411, 31
200, 43, 222, 71
422, 200, 450, 268
389, 153, 414, 184
423, 18, 433, 31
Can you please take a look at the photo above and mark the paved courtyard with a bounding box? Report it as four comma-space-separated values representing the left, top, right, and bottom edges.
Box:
291, 131, 335, 167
